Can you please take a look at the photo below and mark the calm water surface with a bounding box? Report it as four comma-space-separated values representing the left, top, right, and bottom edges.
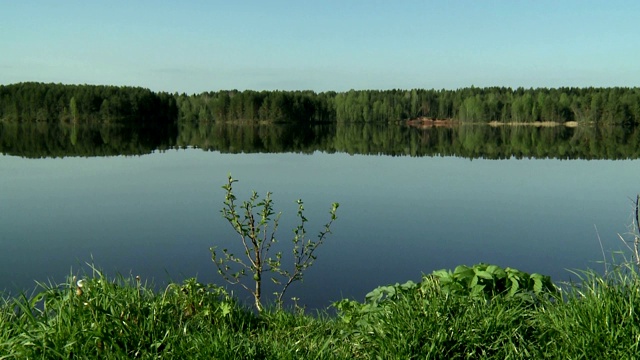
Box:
1, 149, 639, 309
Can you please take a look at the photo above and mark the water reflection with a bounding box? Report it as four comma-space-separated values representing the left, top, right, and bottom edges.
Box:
2, 121, 639, 159
0, 121, 177, 158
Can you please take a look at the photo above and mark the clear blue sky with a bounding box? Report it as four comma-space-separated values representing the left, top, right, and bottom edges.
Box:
1, 1, 638, 94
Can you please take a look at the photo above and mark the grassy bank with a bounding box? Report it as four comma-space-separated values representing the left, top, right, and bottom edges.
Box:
2, 262, 640, 359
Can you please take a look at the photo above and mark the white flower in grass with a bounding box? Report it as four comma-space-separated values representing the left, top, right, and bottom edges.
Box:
76, 279, 87, 296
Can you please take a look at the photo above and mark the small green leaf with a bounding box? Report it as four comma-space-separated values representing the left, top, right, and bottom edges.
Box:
219, 302, 232, 317
508, 278, 519, 297
432, 269, 451, 279
474, 270, 494, 280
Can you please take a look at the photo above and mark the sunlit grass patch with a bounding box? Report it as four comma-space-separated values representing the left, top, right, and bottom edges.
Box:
2, 262, 640, 358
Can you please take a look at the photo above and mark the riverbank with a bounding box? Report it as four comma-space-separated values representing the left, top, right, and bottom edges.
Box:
487, 120, 580, 127
3, 262, 640, 358
405, 117, 458, 128
405, 116, 581, 129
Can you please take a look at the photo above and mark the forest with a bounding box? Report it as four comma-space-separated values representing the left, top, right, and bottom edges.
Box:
175, 86, 640, 125
2, 82, 639, 159
0, 82, 178, 124
1, 82, 640, 125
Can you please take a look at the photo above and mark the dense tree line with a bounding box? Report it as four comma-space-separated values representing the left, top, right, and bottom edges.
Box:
2, 83, 638, 125
0, 82, 178, 124
175, 90, 335, 123
178, 87, 640, 125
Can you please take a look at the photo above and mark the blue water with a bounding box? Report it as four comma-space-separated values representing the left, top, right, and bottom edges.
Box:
1, 149, 638, 309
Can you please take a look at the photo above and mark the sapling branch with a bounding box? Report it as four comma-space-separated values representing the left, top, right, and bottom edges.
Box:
275, 201, 338, 305
211, 175, 338, 312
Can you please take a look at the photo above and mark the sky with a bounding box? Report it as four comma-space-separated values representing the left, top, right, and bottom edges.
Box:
1, 1, 639, 94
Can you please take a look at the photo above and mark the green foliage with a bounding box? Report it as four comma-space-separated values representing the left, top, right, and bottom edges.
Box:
3, 83, 640, 125
334, 263, 557, 328
3, 83, 640, 159
334, 275, 540, 358
173, 86, 640, 125
3, 261, 640, 358
175, 89, 334, 123
211, 175, 339, 312
533, 264, 640, 357
431, 263, 558, 301
0, 271, 352, 358
0, 82, 178, 124
0, 267, 247, 358
333, 262, 640, 358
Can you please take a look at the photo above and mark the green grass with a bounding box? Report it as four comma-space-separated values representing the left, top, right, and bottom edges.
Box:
2, 263, 640, 359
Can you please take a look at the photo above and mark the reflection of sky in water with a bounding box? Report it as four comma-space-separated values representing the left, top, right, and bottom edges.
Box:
1, 150, 639, 309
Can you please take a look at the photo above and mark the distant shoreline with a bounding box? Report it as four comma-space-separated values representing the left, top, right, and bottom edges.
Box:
406, 117, 580, 128
487, 120, 579, 127
405, 117, 458, 128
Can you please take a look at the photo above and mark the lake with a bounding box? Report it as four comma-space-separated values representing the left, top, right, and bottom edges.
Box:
1, 123, 639, 310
